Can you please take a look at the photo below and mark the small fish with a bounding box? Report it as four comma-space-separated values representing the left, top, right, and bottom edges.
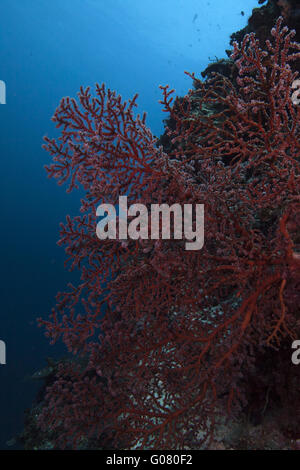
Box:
6, 437, 16, 447
192, 13, 198, 23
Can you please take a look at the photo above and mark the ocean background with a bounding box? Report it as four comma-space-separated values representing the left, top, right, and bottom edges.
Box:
0, 0, 258, 449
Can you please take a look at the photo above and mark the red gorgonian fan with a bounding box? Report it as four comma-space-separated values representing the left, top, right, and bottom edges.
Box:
39, 18, 300, 449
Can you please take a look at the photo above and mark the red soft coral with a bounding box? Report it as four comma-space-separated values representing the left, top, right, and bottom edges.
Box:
39, 17, 300, 449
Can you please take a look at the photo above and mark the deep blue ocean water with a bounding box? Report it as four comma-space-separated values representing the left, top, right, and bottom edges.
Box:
0, 0, 258, 449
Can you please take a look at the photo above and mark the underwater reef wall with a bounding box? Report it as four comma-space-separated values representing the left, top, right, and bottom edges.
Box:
24, 4, 300, 450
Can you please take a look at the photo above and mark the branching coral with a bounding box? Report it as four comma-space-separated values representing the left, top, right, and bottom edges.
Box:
38, 18, 300, 449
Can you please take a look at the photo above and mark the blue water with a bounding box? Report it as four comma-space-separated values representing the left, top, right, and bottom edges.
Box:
0, 0, 258, 449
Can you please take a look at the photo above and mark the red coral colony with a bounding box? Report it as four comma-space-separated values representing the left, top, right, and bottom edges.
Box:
38, 17, 300, 449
